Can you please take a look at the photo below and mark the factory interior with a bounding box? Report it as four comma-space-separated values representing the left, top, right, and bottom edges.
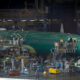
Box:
0, 0, 80, 80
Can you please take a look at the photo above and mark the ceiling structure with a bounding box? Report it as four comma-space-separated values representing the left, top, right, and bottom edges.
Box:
0, 0, 79, 9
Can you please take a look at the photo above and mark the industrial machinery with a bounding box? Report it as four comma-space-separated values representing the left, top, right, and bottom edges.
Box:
0, 30, 80, 74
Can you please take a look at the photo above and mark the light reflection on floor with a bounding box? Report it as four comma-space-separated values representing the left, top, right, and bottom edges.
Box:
0, 78, 33, 80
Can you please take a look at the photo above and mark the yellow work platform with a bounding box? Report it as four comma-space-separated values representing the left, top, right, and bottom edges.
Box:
49, 68, 60, 74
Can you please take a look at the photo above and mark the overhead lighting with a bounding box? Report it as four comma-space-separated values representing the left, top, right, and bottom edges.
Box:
39, 19, 44, 21
21, 20, 27, 22
30, 20, 36, 21
7, 20, 13, 21
0, 28, 6, 31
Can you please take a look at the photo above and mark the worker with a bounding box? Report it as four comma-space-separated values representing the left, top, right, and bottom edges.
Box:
56, 39, 64, 59
74, 62, 77, 72
59, 39, 64, 49
51, 48, 54, 53
59, 60, 64, 72
64, 60, 69, 72
55, 60, 61, 69
68, 38, 73, 43
35, 67, 40, 80
73, 40, 77, 52
74, 62, 77, 67
67, 38, 73, 53
69, 58, 74, 72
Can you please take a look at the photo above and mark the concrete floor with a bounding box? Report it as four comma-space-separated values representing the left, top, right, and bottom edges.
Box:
0, 72, 80, 80
0, 78, 32, 80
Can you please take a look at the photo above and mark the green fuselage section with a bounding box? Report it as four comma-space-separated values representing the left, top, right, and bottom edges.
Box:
0, 30, 80, 56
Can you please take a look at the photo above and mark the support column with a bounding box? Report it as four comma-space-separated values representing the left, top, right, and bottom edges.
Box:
35, 0, 38, 18
3, 60, 6, 71
11, 58, 15, 70
43, 6, 48, 32
21, 58, 24, 73
41, 0, 44, 9
35, 0, 38, 9
24, 1, 27, 9
43, 20, 47, 32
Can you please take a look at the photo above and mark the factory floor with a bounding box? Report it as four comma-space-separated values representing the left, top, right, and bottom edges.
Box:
0, 72, 80, 80
0, 78, 31, 80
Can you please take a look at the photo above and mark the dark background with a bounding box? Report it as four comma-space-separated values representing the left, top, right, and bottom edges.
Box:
0, 0, 79, 9
0, 0, 35, 9
0, 0, 80, 34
